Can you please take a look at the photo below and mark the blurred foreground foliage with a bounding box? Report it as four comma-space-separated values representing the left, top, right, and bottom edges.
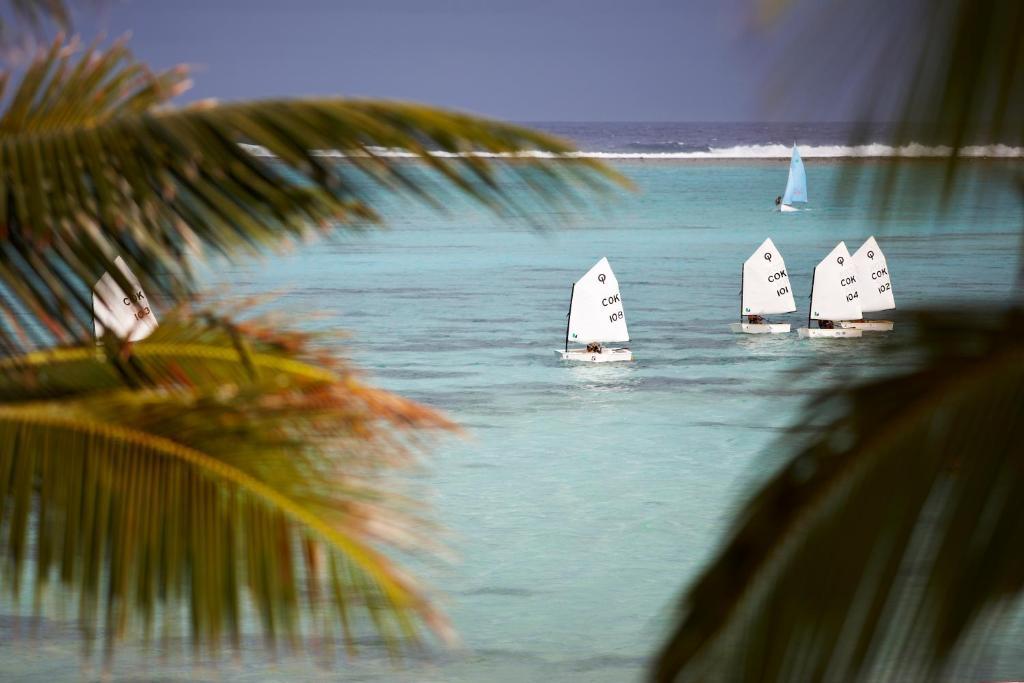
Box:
654, 0, 1024, 680
1, 311, 455, 658
0, 12, 622, 665
0, 36, 622, 356
654, 310, 1024, 680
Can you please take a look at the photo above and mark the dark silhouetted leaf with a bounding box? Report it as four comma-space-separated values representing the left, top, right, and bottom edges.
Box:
652, 309, 1024, 681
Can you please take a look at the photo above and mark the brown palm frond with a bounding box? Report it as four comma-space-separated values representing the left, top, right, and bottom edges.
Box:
0, 311, 456, 659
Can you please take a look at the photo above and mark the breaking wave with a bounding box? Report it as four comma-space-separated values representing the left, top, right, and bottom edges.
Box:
242, 142, 1024, 160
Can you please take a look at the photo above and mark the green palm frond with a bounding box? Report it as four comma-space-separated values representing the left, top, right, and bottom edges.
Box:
0, 38, 625, 356
0, 312, 455, 659
652, 309, 1024, 682
0, 35, 189, 133
0, 313, 336, 398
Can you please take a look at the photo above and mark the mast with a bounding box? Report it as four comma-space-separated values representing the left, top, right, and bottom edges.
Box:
807, 268, 816, 328
564, 283, 575, 352
739, 264, 744, 322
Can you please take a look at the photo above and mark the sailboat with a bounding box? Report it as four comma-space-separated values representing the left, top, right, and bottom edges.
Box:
92, 256, 159, 342
556, 257, 632, 362
796, 242, 864, 338
730, 238, 796, 334
779, 144, 807, 212
839, 236, 895, 331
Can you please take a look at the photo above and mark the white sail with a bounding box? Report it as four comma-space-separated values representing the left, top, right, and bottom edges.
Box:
566, 257, 629, 344
851, 236, 895, 313
92, 256, 159, 342
742, 238, 796, 315
781, 144, 808, 206
810, 242, 862, 321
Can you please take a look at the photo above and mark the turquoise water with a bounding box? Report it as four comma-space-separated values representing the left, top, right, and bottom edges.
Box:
3, 160, 1022, 680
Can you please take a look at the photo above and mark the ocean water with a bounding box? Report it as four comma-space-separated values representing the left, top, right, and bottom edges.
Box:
2, 127, 1023, 681
210, 158, 1022, 681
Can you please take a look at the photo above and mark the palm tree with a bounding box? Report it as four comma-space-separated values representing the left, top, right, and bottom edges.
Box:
0, 26, 622, 668
653, 0, 1023, 680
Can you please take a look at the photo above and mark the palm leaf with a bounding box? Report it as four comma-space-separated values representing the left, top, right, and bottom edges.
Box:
759, 0, 1023, 152
866, 0, 1024, 207
651, 309, 1024, 681
0, 311, 455, 660
757, 0, 1023, 209
0, 1, 69, 49
651, 4, 1024, 679
0, 38, 626, 355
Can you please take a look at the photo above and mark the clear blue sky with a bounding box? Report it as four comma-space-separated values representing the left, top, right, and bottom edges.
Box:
74, 0, 853, 122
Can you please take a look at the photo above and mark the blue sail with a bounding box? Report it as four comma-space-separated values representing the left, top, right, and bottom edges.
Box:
781, 144, 807, 205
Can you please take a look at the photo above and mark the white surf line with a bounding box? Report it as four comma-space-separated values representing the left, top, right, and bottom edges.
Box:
239, 143, 1024, 160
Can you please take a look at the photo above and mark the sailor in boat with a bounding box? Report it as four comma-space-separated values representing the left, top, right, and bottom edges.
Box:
731, 238, 796, 334
818, 319, 834, 329
774, 196, 782, 209
557, 257, 632, 362
843, 236, 895, 331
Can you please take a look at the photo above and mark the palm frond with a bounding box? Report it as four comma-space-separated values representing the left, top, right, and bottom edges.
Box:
758, 0, 1023, 206
0, 313, 335, 398
0, 39, 626, 356
0, 35, 189, 133
652, 309, 1024, 681
0, 1, 69, 49
0, 311, 455, 659
868, 0, 1024, 206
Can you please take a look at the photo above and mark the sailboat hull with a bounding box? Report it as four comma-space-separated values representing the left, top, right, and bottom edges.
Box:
729, 322, 791, 334
838, 320, 894, 332
556, 348, 633, 363
797, 327, 863, 339
779, 204, 799, 213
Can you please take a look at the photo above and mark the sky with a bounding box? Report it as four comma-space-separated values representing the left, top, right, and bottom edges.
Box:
70, 0, 858, 122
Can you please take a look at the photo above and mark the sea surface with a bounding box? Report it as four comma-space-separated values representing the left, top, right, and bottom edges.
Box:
2, 124, 1023, 681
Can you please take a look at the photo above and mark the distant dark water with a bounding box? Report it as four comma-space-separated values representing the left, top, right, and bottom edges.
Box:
526, 121, 1021, 157
532, 121, 864, 151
